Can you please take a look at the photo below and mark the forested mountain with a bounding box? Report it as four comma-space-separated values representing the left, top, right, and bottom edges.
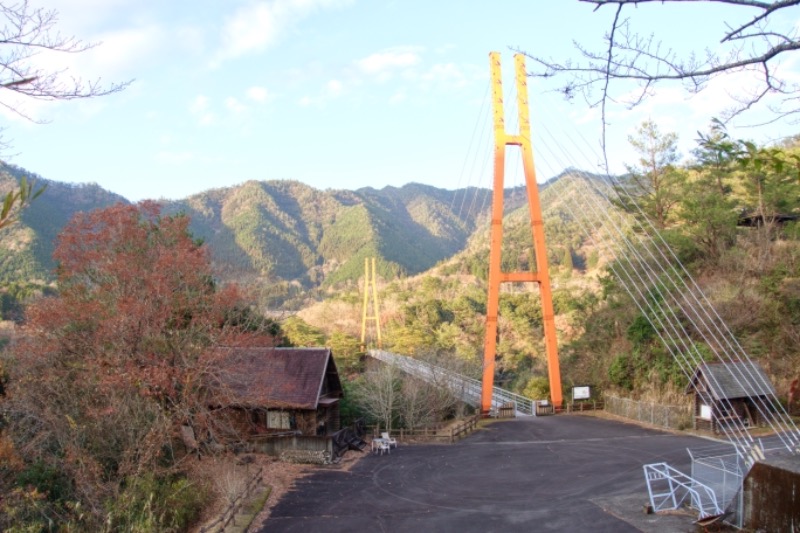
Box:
0, 162, 536, 309
170, 180, 503, 296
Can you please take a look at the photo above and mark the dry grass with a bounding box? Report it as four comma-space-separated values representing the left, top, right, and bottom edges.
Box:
189, 450, 369, 532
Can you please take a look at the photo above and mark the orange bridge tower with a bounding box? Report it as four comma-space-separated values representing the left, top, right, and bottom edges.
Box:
481, 52, 562, 414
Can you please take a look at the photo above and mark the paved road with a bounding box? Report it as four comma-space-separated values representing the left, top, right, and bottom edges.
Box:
260, 415, 714, 532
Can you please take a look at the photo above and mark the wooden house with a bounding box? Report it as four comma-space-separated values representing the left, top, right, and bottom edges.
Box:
212, 346, 344, 437
686, 361, 777, 433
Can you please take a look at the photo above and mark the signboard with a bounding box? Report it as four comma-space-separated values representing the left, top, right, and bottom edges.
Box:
572, 386, 591, 400
700, 404, 712, 420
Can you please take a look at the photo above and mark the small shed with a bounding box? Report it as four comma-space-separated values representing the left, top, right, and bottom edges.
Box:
686, 361, 777, 433
213, 346, 344, 437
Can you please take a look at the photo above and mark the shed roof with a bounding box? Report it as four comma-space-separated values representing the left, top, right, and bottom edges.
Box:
688, 361, 776, 401
213, 346, 343, 410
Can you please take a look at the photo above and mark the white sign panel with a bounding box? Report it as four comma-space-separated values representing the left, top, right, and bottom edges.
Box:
573, 386, 590, 400
700, 404, 712, 420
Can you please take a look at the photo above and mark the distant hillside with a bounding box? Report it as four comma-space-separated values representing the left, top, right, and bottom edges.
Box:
0, 162, 128, 285
167, 180, 514, 305
0, 162, 545, 307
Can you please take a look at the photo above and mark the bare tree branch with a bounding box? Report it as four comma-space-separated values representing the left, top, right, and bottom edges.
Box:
600, 4, 624, 174
518, 0, 800, 165
0, 1, 131, 117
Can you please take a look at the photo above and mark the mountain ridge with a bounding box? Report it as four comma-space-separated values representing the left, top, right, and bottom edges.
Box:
0, 162, 579, 307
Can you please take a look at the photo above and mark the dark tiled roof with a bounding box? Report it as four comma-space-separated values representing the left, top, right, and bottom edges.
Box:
214, 347, 342, 409
689, 361, 776, 400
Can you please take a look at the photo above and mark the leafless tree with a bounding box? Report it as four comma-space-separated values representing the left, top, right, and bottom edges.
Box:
0, 1, 129, 119
352, 363, 401, 431
518, 0, 800, 170
399, 369, 460, 431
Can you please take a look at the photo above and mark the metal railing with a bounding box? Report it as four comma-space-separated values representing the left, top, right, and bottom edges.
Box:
368, 350, 537, 415
604, 394, 692, 430
643, 462, 721, 520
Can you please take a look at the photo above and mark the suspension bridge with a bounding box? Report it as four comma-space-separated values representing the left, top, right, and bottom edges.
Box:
357, 51, 800, 527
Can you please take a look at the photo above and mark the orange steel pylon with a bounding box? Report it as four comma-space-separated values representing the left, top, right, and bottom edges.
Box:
481, 52, 562, 414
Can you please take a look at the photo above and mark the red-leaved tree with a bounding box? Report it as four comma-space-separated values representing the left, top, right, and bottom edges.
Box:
1, 202, 277, 525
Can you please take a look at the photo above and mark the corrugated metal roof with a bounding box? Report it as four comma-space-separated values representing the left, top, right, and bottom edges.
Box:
213, 346, 343, 409
689, 361, 776, 401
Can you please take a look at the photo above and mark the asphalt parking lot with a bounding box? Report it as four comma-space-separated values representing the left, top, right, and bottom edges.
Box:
260, 415, 714, 532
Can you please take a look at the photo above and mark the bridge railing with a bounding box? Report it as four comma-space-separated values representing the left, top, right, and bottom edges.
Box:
368, 350, 537, 416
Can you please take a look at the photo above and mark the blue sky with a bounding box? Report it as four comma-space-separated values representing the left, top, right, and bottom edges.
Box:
3, 0, 800, 201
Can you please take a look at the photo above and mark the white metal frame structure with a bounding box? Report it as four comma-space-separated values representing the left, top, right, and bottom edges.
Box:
643, 462, 722, 520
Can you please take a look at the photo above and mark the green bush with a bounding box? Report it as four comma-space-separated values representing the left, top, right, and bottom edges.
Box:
608, 353, 633, 391
626, 314, 655, 345
15, 461, 71, 503
3, 463, 84, 532
106, 473, 209, 533
522, 376, 550, 400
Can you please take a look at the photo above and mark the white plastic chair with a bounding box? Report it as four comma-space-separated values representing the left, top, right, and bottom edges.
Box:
377, 440, 391, 455
381, 432, 397, 449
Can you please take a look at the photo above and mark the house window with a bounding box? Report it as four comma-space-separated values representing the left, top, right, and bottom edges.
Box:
267, 410, 290, 429
700, 404, 712, 420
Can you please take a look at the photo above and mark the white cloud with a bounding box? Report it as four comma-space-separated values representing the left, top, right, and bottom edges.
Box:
82, 25, 164, 76
297, 78, 345, 107
420, 62, 467, 88
30, 24, 164, 81
212, 0, 353, 66
189, 95, 210, 114
389, 89, 407, 105
569, 106, 600, 126
356, 47, 422, 78
42, 0, 137, 33
189, 95, 215, 125
0, 93, 51, 124
326, 79, 343, 97
225, 97, 247, 114
175, 26, 208, 56
246, 86, 271, 103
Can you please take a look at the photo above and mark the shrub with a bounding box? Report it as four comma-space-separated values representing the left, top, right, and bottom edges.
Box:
522, 376, 550, 400
608, 353, 634, 391
106, 473, 209, 533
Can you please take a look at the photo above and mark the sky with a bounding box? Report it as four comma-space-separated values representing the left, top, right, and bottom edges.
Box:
2, 0, 800, 201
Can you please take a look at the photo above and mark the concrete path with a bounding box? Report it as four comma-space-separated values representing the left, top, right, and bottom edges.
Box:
260, 415, 714, 532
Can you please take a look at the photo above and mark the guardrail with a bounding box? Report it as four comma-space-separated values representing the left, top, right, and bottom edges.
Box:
564, 401, 605, 413
372, 414, 482, 444
369, 350, 538, 416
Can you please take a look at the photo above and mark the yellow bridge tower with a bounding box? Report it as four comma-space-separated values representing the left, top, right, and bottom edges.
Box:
360, 257, 382, 349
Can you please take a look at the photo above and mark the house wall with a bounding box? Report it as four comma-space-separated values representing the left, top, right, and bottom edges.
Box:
315, 404, 341, 435
247, 434, 333, 457
693, 395, 713, 431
